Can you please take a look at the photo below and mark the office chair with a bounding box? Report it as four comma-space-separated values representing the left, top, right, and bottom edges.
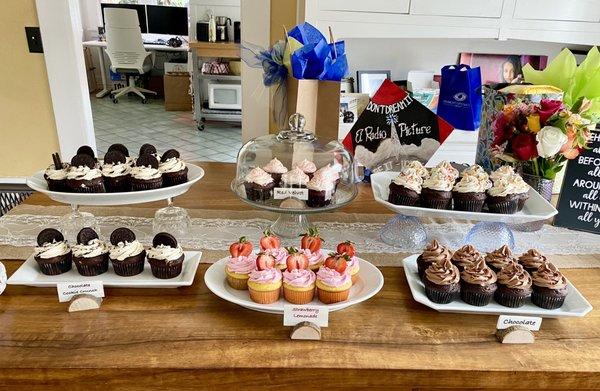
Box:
104, 8, 157, 104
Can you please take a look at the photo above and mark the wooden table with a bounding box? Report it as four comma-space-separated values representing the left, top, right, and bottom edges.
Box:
1, 162, 599, 389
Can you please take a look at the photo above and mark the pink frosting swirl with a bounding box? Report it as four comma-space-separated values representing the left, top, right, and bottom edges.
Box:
264, 247, 288, 267
317, 266, 351, 287
227, 254, 257, 274
293, 159, 317, 174
283, 269, 316, 287
347, 256, 360, 272
314, 164, 340, 182
248, 268, 282, 283
300, 248, 323, 266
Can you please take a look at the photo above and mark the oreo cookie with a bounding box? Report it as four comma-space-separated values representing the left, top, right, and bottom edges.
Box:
70, 153, 96, 169
152, 232, 178, 248
139, 143, 157, 157
136, 154, 159, 169
77, 227, 99, 245
110, 227, 136, 246
37, 228, 64, 246
160, 149, 180, 163
107, 143, 130, 157
77, 145, 96, 160
104, 150, 127, 165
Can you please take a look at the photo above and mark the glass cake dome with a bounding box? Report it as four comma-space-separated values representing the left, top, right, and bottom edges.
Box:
231, 113, 357, 236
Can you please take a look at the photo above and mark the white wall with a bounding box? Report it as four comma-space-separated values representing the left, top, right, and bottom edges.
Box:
189, 0, 240, 42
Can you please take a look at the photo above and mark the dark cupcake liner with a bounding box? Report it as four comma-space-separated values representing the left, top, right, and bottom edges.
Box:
131, 177, 163, 191
148, 256, 184, 279
110, 251, 146, 277
244, 182, 274, 202
67, 179, 105, 193
264, 172, 283, 187
531, 290, 566, 309
487, 198, 519, 214
517, 193, 529, 211
35, 252, 73, 275
103, 175, 132, 193
425, 285, 457, 304
73, 253, 109, 276
307, 189, 332, 208
420, 197, 451, 210
388, 193, 419, 206
461, 290, 494, 306
45, 178, 68, 192
494, 289, 528, 308
453, 198, 485, 212
416, 256, 431, 281
162, 167, 188, 187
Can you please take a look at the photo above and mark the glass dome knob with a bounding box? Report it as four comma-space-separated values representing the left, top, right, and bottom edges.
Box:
289, 113, 306, 132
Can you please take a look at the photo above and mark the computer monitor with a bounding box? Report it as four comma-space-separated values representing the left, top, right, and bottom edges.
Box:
146, 5, 188, 36
101, 3, 148, 33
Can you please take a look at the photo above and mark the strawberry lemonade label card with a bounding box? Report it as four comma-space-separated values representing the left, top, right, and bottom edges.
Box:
342, 79, 454, 169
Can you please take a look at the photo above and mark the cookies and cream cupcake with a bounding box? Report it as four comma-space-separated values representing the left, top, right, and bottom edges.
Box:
108, 228, 146, 277
281, 167, 310, 189
531, 262, 568, 309
34, 228, 72, 275
421, 170, 453, 209
102, 150, 131, 192
262, 158, 288, 186
147, 232, 185, 279
388, 168, 423, 206
460, 257, 497, 306
494, 261, 532, 308
244, 167, 275, 202
44, 161, 70, 192
72, 228, 109, 276
159, 149, 188, 187
67, 154, 104, 193
130, 154, 162, 191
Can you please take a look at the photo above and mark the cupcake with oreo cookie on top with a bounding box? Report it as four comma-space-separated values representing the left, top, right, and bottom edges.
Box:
147, 232, 185, 279
130, 154, 162, 191
107, 143, 134, 167
34, 228, 72, 275
66, 153, 105, 193
72, 227, 109, 276
108, 227, 146, 276
159, 149, 188, 187
102, 150, 131, 192
139, 143, 160, 162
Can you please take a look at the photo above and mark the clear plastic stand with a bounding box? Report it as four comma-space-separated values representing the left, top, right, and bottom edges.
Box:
270, 213, 311, 239
153, 197, 191, 236
464, 222, 515, 253
380, 214, 428, 250
60, 204, 98, 243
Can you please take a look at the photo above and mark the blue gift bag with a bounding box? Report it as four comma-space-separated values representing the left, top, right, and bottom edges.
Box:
437, 65, 483, 130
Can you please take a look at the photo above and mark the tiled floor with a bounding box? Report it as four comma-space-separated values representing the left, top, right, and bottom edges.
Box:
91, 96, 241, 162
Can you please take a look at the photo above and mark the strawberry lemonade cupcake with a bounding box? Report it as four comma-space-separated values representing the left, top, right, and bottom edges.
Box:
337, 241, 360, 284
282, 248, 316, 304
225, 237, 255, 290
300, 228, 324, 271
259, 229, 288, 270
316, 253, 352, 304
247, 253, 282, 304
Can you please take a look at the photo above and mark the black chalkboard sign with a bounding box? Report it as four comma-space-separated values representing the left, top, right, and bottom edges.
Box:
554, 128, 600, 234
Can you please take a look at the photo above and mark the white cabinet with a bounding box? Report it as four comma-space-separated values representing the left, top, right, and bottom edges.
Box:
513, 0, 600, 22
318, 0, 410, 14
410, 0, 503, 18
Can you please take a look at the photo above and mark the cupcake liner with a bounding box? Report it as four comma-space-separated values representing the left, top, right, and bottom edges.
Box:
284, 287, 315, 304
73, 253, 109, 276
110, 251, 146, 277
307, 189, 332, 208
248, 287, 280, 304
453, 198, 485, 212
424, 285, 457, 304
104, 175, 132, 193
461, 290, 494, 306
35, 252, 73, 276
388, 193, 419, 206
244, 183, 273, 202
148, 260, 183, 279
416, 256, 431, 281
531, 290, 566, 309
317, 288, 349, 304
494, 290, 527, 308
131, 177, 163, 191
45, 178, 68, 192
420, 197, 451, 210
162, 167, 188, 187
67, 179, 105, 193
226, 274, 249, 290
487, 199, 518, 214
517, 193, 529, 211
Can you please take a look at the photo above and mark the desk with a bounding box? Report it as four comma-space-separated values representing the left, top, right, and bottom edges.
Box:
82, 40, 189, 98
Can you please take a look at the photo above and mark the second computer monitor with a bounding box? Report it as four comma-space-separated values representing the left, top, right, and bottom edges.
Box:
147, 5, 188, 36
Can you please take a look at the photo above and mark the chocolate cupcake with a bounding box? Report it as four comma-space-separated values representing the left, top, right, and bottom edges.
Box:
307, 176, 335, 207
452, 175, 489, 212
485, 245, 515, 273
244, 167, 275, 202
531, 262, 568, 309
451, 244, 482, 272
494, 261, 532, 308
518, 248, 548, 274
44, 153, 69, 191
102, 150, 131, 192
460, 258, 497, 306
146, 232, 185, 279
513, 174, 530, 211
417, 239, 452, 280
262, 158, 288, 186
130, 154, 163, 191
33, 228, 72, 275
388, 168, 422, 206
420, 171, 453, 209
423, 258, 460, 304
281, 167, 310, 189
66, 154, 105, 193
313, 164, 341, 189
159, 149, 188, 187
293, 159, 317, 179
486, 178, 520, 214
108, 227, 146, 277
72, 227, 109, 276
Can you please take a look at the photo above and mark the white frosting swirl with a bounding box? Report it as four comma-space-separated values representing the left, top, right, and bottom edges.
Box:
101, 162, 130, 178
307, 176, 335, 192
511, 174, 530, 194
262, 158, 288, 174
490, 166, 516, 183
453, 174, 488, 193
313, 164, 340, 182
34, 241, 70, 259
422, 171, 453, 191
405, 160, 429, 179
72, 239, 108, 258
147, 244, 184, 263
67, 166, 102, 180
281, 167, 309, 186
434, 161, 459, 180
245, 167, 274, 186
130, 165, 161, 180
293, 159, 317, 174
109, 240, 145, 261
488, 177, 520, 197
45, 163, 69, 180
159, 157, 186, 174
392, 168, 423, 193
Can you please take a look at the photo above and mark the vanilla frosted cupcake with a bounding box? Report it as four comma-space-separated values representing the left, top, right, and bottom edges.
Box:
388, 168, 422, 206
281, 167, 310, 189
433, 160, 459, 182
489, 165, 516, 183
316, 265, 352, 304
225, 254, 256, 290
487, 177, 520, 214
452, 174, 489, 212
421, 170, 453, 209
262, 158, 288, 186
283, 268, 316, 304
404, 160, 429, 179
247, 253, 282, 304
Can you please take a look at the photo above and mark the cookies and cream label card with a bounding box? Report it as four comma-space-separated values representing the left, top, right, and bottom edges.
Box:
284, 304, 329, 327
274, 187, 309, 200
57, 281, 105, 303
497, 315, 542, 331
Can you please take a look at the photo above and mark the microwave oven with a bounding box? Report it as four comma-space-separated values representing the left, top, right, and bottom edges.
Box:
207, 81, 242, 110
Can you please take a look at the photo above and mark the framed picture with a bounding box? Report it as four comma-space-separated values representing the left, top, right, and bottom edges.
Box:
357, 70, 391, 97
459, 53, 548, 85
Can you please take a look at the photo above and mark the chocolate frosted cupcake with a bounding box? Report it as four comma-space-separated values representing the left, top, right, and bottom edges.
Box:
281, 167, 310, 189
66, 154, 105, 193
451, 244, 482, 272
307, 176, 335, 207
159, 149, 188, 187
417, 239, 452, 280
485, 245, 515, 273
531, 262, 568, 309
460, 258, 497, 306
108, 228, 146, 277
452, 174, 489, 212
262, 158, 288, 186
34, 228, 72, 275
424, 258, 460, 304
293, 159, 317, 179
494, 261, 532, 308
420, 170, 453, 209
146, 232, 185, 279
388, 168, 423, 206
244, 167, 275, 202
102, 150, 131, 192
486, 178, 519, 214
130, 154, 162, 191
518, 248, 548, 274
72, 227, 109, 276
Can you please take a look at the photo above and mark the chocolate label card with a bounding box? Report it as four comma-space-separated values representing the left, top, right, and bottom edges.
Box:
342, 79, 454, 169
555, 129, 600, 234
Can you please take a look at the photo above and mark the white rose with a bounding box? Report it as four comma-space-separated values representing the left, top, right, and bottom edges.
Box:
536, 126, 568, 158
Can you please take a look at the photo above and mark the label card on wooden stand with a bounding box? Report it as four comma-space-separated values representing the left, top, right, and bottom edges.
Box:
57, 281, 105, 303
497, 315, 542, 331
496, 315, 541, 344
284, 305, 328, 327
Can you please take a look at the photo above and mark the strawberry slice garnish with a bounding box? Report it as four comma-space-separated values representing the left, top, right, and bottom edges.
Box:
256, 252, 276, 271
299, 227, 323, 252
259, 229, 281, 251
336, 240, 356, 258
229, 236, 253, 257
285, 247, 309, 271
323, 253, 349, 274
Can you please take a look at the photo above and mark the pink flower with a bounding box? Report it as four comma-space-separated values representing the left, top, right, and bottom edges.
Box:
537, 99, 564, 125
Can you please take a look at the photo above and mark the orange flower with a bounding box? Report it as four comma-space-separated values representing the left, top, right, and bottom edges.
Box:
560, 128, 579, 159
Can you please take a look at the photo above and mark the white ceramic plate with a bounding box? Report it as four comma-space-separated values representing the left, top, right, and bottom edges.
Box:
7, 251, 202, 288
26, 164, 204, 206
370, 171, 558, 224
204, 256, 384, 314
402, 254, 592, 318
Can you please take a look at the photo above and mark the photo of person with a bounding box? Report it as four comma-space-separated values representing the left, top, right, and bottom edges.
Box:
500, 55, 523, 83
459, 53, 547, 85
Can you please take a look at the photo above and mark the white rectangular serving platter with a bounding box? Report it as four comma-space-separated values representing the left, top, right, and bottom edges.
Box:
7, 251, 202, 288
371, 171, 558, 224
402, 254, 592, 318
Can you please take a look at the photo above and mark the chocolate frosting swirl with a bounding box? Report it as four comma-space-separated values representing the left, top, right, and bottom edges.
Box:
518, 249, 547, 270
461, 258, 497, 286
497, 261, 532, 290
425, 258, 460, 285
451, 244, 482, 269
532, 262, 568, 290
420, 240, 452, 264
485, 245, 515, 270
